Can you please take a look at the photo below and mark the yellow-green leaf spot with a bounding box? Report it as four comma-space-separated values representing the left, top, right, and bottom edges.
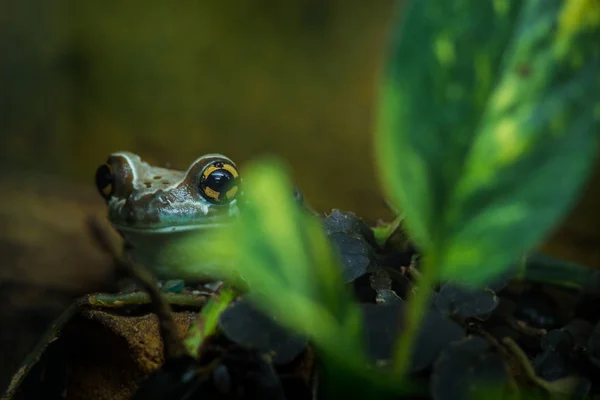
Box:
555, 0, 600, 59
491, 78, 518, 113
455, 117, 529, 197
494, 118, 526, 165
442, 245, 486, 278
493, 0, 510, 16
434, 35, 456, 67
558, 0, 600, 39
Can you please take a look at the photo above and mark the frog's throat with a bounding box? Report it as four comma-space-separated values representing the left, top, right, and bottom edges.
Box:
110, 222, 231, 234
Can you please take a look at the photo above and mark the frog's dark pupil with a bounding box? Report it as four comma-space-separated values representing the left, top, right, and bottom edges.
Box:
95, 164, 114, 199
206, 169, 235, 198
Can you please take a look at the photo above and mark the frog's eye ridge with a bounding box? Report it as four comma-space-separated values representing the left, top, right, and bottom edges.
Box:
199, 161, 240, 204
95, 163, 114, 201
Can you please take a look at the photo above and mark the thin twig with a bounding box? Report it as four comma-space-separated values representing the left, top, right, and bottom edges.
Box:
502, 337, 557, 395
468, 326, 520, 392
76, 292, 209, 309
87, 216, 188, 359
506, 317, 547, 337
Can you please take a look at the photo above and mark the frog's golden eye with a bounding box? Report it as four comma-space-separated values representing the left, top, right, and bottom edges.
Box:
199, 161, 240, 204
95, 163, 114, 201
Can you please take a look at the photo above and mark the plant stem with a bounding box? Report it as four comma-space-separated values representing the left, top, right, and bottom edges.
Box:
391, 254, 437, 377
184, 286, 237, 358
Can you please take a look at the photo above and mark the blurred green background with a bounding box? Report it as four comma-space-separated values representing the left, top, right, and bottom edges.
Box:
1, 0, 396, 217
1, 0, 600, 388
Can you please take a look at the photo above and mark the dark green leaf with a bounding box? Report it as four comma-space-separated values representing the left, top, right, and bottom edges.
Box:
218, 298, 307, 365
361, 301, 464, 372
377, 0, 600, 285
435, 282, 499, 319
322, 209, 377, 245
430, 336, 510, 400
327, 232, 372, 282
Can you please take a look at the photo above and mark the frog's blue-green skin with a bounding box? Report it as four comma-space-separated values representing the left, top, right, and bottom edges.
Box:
96, 151, 241, 280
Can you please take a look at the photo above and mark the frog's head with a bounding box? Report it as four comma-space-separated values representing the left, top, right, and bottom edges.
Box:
95, 151, 241, 234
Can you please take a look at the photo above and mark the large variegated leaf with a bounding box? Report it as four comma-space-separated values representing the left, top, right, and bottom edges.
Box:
377, 0, 600, 284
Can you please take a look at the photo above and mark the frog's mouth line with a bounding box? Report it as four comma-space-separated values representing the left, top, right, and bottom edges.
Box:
111, 221, 233, 234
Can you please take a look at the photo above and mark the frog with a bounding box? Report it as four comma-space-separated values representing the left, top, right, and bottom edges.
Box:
95, 151, 242, 282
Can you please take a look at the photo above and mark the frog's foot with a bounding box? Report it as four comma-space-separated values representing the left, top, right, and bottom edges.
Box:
158, 279, 224, 295
117, 277, 223, 296
159, 279, 185, 293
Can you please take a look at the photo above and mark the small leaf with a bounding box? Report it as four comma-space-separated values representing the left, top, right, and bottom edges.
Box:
435, 282, 499, 320
218, 298, 307, 365
430, 336, 510, 400
361, 301, 464, 372
534, 327, 575, 381
322, 210, 380, 282
371, 213, 405, 247
327, 233, 372, 282
161, 280, 185, 293
377, 0, 600, 285
322, 209, 377, 244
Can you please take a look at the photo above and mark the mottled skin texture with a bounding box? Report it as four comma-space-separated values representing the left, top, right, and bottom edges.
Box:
104, 152, 240, 231
97, 152, 240, 279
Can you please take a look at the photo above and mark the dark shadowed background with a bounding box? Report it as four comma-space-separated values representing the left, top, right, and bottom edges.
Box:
1, 0, 599, 390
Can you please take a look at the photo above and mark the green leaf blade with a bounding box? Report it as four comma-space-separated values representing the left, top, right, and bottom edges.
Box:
377, 0, 600, 285
184, 287, 236, 358
377, 0, 524, 251
442, 0, 600, 283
